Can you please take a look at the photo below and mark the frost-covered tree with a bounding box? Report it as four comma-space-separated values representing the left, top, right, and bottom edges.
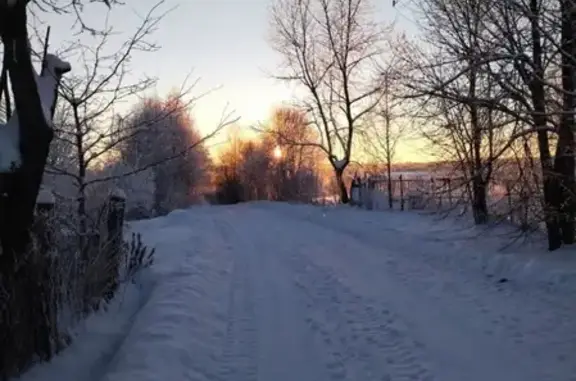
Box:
214, 113, 322, 204
117, 94, 211, 215
239, 140, 273, 200
359, 59, 406, 210
262, 107, 322, 201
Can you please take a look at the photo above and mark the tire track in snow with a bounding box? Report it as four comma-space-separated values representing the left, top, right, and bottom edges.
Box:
230, 205, 437, 381
287, 209, 576, 379
259, 205, 568, 380
85, 280, 156, 381
220, 206, 340, 381
287, 251, 436, 381
217, 214, 259, 381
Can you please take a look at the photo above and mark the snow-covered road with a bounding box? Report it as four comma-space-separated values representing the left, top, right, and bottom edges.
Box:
22, 202, 576, 381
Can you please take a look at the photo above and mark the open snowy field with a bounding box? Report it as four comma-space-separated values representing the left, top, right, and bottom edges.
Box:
19, 202, 576, 381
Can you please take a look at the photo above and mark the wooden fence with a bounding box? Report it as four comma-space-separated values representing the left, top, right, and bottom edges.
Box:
350, 175, 544, 231
0, 188, 127, 379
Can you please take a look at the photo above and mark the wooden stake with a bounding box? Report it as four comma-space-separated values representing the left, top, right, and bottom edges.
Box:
40, 26, 51, 76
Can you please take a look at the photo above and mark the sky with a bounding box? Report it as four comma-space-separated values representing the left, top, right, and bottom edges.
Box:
39, 0, 428, 162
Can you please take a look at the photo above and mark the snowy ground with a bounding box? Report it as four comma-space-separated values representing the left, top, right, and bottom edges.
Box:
20, 202, 576, 381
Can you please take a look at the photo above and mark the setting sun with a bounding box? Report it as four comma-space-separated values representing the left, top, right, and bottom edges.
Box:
273, 146, 282, 159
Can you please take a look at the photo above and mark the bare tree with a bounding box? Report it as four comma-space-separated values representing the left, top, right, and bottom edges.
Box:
0, 0, 207, 376
403, 0, 508, 223
0, 1, 70, 264
44, 3, 164, 237
28, 0, 120, 34
477, 0, 563, 247
360, 59, 406, 209
269, 0, 386, 203
0, 0, 119, 259
553, 0, 576, 244
44, 0, 235, 222
0, 1, 77, 374
402, 0, 576, 249
0, 0, 132, 375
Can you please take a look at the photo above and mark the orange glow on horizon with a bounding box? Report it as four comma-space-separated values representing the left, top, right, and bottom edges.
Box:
209, 132, 434, 166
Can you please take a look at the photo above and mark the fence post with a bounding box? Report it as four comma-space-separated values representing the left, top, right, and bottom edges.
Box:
349, 179, 355, 206
506, 182, 514, 224
350, 177, 358, 206
520, 187, 529, 230
33, 187, 57, 360
387, 175, 393, 209
104, 187, 126, 302
438, 178, 444, 208
35, 188, 55, 253
399, 175, 405, 211
429, 177, 435, 209
367, 178, 374, 210
359, 178, 365, 208
446, 178, 452, 207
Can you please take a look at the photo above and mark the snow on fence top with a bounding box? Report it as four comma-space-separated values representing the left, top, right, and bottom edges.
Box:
36, 187, 55, 205
110, 187, 126, 200
366, 171, 434, 182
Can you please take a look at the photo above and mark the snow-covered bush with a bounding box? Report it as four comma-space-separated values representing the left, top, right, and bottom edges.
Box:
116, 95, 210, 215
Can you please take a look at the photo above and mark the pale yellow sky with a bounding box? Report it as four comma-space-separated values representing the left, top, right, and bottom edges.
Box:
46, 0, 427, 163
190, 88, 433, 164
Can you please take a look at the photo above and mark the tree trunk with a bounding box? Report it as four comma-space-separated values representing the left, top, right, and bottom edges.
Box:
468, 59, 488, 224
77, 182, 87, 247
387, 160, 393, 209
555, 0, 576, 245
538, 134, 561, 250
74, 103, 88, 244
0, 4, 58, 376
153, 167, 168, 215
384, 75, 393, 210
472, 179, 489, 224
335, 168, 349, 204
528, 0, 562, 250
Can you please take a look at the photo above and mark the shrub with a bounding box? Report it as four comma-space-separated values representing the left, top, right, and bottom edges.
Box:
122, 232, 155, 283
